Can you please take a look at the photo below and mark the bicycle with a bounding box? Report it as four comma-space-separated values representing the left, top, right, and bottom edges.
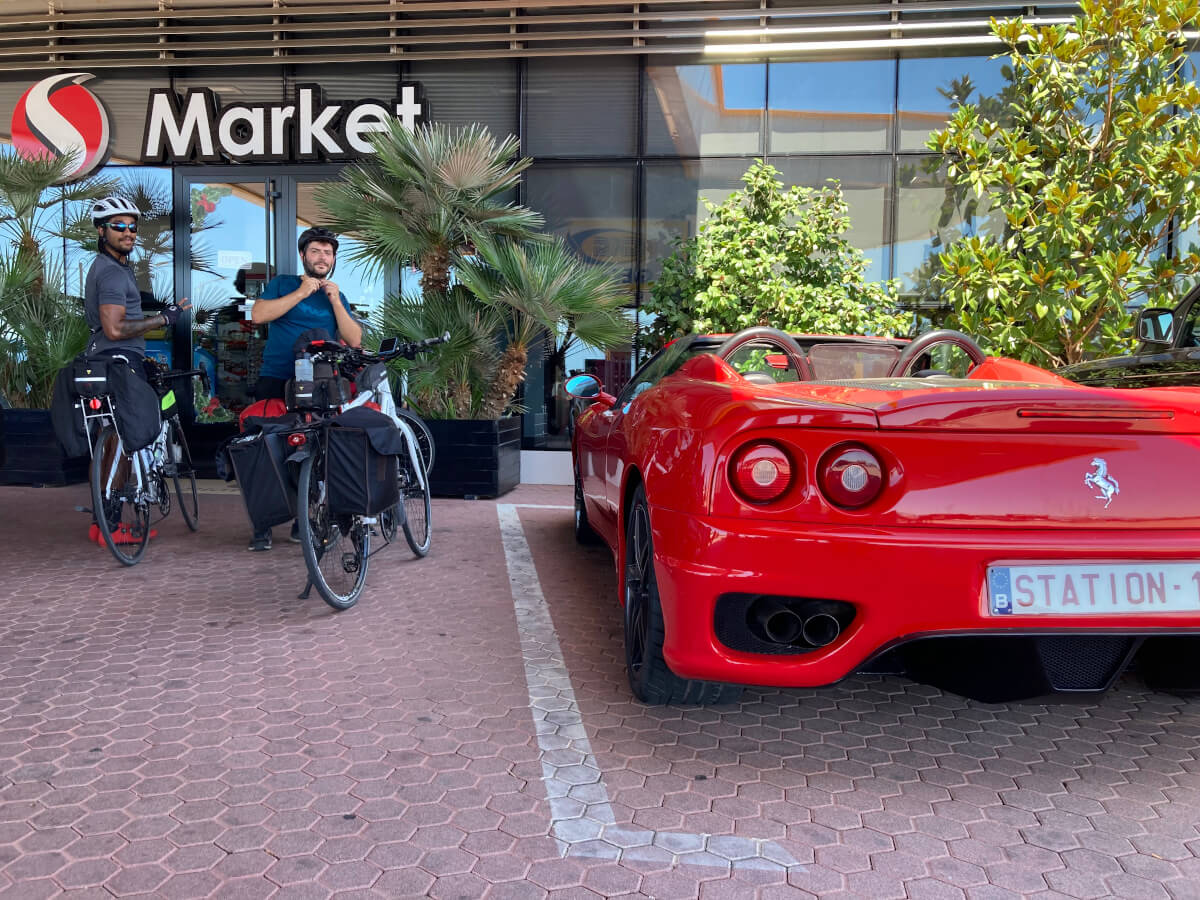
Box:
81, 361, 207, 566
287, 334, 447, 609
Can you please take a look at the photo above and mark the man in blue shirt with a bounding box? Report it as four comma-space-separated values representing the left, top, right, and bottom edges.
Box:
247, 226, 362, 550
251, 226, 362, 400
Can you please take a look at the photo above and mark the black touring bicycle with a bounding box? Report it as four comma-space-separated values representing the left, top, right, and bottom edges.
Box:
227, 335, 445, 610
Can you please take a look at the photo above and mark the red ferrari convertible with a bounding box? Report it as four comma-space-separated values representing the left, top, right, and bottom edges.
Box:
565, 327, 1200, 704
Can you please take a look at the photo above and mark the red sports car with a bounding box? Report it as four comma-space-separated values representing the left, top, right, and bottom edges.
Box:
566, 327, 1200, 704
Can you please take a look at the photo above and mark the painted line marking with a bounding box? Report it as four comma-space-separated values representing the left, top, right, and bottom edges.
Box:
497, 504, 801, 872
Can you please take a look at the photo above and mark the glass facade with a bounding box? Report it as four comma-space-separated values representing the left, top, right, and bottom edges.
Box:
3, 50, 1182, 446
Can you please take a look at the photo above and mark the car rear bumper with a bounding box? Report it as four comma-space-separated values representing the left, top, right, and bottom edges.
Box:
650, 506, 1200, 688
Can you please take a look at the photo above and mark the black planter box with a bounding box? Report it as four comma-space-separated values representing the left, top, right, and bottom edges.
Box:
0, 408, 89, 487
426, 417, 520, 498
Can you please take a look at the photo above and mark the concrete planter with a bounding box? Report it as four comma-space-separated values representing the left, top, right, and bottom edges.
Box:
0, 408, 88, 486
425, 417, 520, 499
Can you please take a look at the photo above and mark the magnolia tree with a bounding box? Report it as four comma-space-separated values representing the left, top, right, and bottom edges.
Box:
643, 160, 909, 350
930, 0, 1200, 367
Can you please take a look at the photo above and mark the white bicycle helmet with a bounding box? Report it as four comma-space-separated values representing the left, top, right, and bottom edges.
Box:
91, 195, 140, 225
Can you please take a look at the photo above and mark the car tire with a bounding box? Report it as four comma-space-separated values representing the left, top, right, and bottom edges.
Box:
623, 484, 742, 706
574, 462, 602, 545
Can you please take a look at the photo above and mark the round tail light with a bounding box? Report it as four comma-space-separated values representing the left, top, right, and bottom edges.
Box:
819, 445, 884, 508
730, 442, 793, 504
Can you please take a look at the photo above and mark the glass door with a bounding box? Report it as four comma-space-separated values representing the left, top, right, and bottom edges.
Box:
183, 177, 277, 416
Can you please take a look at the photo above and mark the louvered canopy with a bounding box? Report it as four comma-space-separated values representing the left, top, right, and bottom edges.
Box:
0, 1, 1078, 71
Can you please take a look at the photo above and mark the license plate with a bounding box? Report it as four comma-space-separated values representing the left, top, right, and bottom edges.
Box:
987, 563, 1200, 615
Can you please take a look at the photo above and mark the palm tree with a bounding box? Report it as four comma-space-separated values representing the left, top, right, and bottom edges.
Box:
456, 237, 632, 420
0, 251, 89, 408
316, 121, 543, 295
372, 286, 505, 419
0, 149, 115, 288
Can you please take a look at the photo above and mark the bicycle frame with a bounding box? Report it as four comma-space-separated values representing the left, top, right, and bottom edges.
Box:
340, 367, 428, 492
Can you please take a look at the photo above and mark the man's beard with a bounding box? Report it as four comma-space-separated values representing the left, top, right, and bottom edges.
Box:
302, 259, 332, 278
102, 232, 131, 261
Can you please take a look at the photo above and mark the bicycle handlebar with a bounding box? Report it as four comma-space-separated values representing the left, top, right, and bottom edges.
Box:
151, 365, 211, 395
302, 333, 451, 365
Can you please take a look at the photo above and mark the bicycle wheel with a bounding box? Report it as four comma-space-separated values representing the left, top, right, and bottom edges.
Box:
399, 459, 432, 558
167, 417, 199, 531
396, 408, 435, 473
91, 425, 151, 566
297, 452, 369, 610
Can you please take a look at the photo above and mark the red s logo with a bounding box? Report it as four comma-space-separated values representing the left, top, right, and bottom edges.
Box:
11, 73, 111, 181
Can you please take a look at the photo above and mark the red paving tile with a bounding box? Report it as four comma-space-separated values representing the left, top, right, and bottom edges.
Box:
0, 482, 1199, 897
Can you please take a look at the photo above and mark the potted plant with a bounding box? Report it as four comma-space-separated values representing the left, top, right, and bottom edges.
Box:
0, 152, 114, 485
317, 120, 545, 497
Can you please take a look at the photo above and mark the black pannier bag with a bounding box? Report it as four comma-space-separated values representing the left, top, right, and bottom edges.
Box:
228, 425, 298, 531
50, 353, 160, 455
325, 407, 404, 516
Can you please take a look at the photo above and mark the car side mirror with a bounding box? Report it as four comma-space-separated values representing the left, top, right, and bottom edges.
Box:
564, 373, 602, 398
1137, 307, 1174, 344
564, 373, 615, 409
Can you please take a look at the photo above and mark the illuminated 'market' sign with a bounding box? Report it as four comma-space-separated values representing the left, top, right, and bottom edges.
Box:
140, 83, 425, 163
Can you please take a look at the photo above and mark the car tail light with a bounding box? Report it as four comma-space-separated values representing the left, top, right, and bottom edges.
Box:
819, 445, 884, 508
729, 442, 793, 503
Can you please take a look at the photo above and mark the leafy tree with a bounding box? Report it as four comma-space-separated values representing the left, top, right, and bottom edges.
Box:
643, 159, 909, 350
930, 0, 1200, 367
317, 121, 543, 296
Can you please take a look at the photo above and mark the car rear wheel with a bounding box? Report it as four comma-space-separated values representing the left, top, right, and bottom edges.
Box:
623, 484, 742, 705
574, 462, 601, 545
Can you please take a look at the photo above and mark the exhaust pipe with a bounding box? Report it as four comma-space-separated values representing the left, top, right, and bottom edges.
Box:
752, 599, 804, 644
801, 613, 841, 648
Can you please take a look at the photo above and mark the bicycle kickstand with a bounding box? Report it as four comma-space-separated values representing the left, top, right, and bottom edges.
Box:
298, 578, 315, 601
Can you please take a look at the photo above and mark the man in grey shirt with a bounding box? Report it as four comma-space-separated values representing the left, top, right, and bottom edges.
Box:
82, 195, 190, 546
84, 195, 189, 363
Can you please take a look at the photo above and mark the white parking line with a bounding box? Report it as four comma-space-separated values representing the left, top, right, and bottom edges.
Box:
497, 504, 801, 872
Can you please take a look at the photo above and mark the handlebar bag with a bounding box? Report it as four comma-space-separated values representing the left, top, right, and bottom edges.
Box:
325, 407, 403, 516
285, 361, 352, 411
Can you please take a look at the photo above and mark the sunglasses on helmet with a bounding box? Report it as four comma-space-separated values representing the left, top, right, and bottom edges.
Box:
105, 222, 138, 234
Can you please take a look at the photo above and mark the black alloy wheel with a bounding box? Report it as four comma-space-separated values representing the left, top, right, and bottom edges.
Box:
573, 462, 601, 545
622, 485, 741, 705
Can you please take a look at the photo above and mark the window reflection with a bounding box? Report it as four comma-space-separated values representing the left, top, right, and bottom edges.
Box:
643, 159, 747, 284
768, 60, 895, 153
770, 157, 891, 283
525, 164, 635, 283
645, 64, 765, 156
897, 55, 1008, 151
894, 156, 1003, 305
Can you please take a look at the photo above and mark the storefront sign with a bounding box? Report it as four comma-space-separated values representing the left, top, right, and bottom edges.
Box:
10, 73, 111, 181
141, 83, 425, 164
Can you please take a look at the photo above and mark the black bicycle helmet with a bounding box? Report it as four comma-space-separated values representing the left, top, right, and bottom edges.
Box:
298, 226, 339, 254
